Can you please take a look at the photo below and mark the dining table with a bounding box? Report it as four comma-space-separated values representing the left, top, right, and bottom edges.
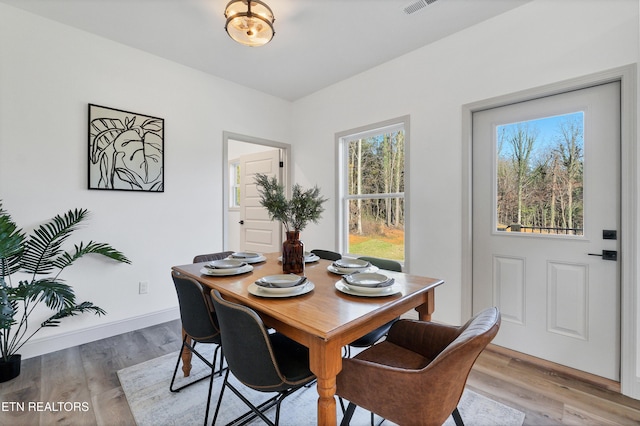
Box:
171, 252, 444, 426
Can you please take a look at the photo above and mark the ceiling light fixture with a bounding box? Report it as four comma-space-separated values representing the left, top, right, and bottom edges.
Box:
224, 0, 275, 47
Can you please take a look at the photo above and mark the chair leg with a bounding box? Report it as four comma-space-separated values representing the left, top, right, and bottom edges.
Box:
340, 402, 356, 426
452, 407, 464, 426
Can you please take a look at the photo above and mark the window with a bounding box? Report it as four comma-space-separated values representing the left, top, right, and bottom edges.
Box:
337, 117, 408, 262
496, 112, 584, 236
229, 160, 240, 209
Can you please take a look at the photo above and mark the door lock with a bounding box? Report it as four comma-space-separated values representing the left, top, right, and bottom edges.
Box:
588, 250, 617, 261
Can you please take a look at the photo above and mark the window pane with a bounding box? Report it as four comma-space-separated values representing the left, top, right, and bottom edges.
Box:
348, 198, 404, 261
496, 112, 584, 236
347, 130, 405, 195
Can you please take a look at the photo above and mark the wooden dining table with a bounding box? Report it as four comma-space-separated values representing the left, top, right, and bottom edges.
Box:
171, 252, 443, 426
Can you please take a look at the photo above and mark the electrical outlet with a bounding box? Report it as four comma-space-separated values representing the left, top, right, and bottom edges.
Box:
139, 281, 149, 294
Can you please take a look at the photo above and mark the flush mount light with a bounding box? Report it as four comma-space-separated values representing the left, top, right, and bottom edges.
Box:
224, 0, 275, 47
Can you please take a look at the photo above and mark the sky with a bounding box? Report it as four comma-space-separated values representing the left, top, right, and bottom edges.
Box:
497, 111, 584, 157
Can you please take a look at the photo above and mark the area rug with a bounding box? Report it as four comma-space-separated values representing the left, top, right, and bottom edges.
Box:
118, 347, 525, 426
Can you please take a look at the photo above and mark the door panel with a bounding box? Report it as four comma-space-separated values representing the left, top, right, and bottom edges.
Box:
239, 149, 282, 253
472, 82, 620, 380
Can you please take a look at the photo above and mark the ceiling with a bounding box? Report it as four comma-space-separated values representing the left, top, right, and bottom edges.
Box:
0, 0, 532, 101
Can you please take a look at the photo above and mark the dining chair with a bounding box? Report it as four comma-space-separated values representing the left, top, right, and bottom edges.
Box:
210, 290, 316, 426
311, 248, 342, 261
169, 271, 224, 426
344, 256, 403, 358
192, 250, 234, 263
337, 307, 501, 426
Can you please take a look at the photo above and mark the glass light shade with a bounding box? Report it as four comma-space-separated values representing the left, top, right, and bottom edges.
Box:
225, 0, 275, 47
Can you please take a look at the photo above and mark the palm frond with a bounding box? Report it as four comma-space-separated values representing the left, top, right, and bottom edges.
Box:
52, 241, 131, 270
0, 287, 16, 330
41, 302, 106, 328
21, 279, 76, 311
0, 207, 25, 279
21, 208, 89, 275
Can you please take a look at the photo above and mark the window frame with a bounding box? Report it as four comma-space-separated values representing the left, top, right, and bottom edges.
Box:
229, 159, 241, 210
335, 115, 410, 269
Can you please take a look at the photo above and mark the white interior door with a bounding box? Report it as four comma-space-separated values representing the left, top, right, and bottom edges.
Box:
472, 82, 621, 380
239, 148, 282, 253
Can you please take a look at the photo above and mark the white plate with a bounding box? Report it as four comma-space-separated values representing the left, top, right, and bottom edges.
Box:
327, 264, 379, 275
231, 251, 261, 259
200, 264, 254, 276
335, 280, 398, 297
248, 282, 315, 298
255, 275, 307, 293
343, 273, 393, 288
208, 259, 247, 269
334, 258, 370, 269
228, 253, 267, 264
277, 254, 321, 263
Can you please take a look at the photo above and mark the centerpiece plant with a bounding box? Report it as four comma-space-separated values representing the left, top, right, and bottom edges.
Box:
0, 201, 130, 381
254, 173, 327, 273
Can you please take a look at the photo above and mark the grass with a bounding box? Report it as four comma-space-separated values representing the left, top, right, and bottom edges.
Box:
349, 227, 405, 261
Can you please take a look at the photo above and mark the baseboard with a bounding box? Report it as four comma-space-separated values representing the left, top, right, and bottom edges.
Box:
18, 307, 180, 360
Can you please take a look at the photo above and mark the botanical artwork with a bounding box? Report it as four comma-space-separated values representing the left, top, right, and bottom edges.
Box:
88, 104, 164, 192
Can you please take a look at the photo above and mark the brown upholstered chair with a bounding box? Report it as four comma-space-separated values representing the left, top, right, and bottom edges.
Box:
192, 251, 234, 263
337, 307, 501, 426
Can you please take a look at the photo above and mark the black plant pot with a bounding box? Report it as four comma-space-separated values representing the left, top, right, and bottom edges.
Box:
0, 355, 21, 382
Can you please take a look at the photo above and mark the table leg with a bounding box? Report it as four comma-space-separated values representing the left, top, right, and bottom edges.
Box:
415, 288, 435, 321
180, 328, 193, 377
308, 339, 343, 426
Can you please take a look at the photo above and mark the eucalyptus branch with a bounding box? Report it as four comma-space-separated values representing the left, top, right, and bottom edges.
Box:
254, 173, 327, 233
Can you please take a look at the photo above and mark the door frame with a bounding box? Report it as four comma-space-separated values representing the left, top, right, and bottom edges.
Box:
222, 131, 292, 252
461, 65, 639, 398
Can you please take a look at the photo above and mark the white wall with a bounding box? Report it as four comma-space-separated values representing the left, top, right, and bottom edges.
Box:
292, 0, 639, 324
0, 3, 291, 358
1, 0, 639, 395
291, 0, 640, 397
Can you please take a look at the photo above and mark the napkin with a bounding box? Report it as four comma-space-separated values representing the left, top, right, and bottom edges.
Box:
342, 275, 394, 288
255, 276, 307, 288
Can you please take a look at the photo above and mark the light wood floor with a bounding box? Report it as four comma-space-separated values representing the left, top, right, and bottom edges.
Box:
2, 319, 640, 425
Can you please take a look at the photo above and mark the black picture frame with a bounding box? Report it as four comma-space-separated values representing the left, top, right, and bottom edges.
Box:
88, 104, 164, 192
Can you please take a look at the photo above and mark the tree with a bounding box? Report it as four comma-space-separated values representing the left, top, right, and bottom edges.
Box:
503, 123, 538, 225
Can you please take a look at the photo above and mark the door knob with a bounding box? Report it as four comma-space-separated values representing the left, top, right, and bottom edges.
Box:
239, 220, 244, 225
588, 250, 617, 261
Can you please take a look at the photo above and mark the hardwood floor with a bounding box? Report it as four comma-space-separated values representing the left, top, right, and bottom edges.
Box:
1, 319, 640, 425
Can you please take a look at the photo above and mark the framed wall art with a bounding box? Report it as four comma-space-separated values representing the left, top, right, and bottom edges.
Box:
88, 104, 164, 192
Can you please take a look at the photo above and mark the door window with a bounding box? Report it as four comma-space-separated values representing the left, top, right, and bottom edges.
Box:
496, 112, 584, 237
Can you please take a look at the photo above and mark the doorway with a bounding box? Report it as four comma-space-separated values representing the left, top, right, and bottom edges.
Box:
472, 82, 620, 380
461, 65, 638, 396
222, 131, 291, 253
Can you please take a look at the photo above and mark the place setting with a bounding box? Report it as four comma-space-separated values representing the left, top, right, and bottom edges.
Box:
248, 274, 315, 298
327, 258, 379, 275
200, 259, 254, 276
277, 251, 320, 263
335, 272, 398, 297
226, 251, 267, 264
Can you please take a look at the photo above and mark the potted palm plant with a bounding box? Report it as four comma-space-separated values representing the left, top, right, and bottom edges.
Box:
0, 201, 130, 382
254, 173, 327, 274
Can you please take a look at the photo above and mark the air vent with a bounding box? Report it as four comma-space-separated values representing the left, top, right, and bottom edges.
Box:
403, 0, 438, 15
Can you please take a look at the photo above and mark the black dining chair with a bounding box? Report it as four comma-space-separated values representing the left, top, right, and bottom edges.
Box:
311, 249, 342, 261
169, 271, 224, 426
343, 256, 403, 358
192, 250, 234, 263
210, 290, 316, 426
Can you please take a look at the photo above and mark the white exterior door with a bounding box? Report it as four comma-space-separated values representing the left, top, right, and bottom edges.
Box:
472, 82, 620, 380
239, 149, 282, 253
